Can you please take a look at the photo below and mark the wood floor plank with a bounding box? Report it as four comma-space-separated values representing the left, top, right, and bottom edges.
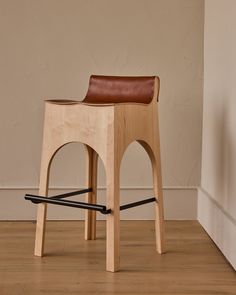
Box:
0, 221, 235, 294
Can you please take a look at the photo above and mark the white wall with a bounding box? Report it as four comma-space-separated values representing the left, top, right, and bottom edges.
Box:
199, 0, 236, 269
0, 0, 204, 220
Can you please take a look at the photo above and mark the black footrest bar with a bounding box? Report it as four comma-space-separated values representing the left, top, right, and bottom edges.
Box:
25, 194, 110, 214
26, 188, 92, 204
24, 190, 156, 215
50, 188, 92, 200
120, 197, 156, 211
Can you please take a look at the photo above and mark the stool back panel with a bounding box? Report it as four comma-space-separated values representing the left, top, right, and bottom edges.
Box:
83, 75, 157, 104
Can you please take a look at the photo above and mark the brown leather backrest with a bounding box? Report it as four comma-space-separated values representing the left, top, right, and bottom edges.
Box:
83, 75, 158, 104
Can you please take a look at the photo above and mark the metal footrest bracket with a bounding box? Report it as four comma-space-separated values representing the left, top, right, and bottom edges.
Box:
24, 189, 156, 215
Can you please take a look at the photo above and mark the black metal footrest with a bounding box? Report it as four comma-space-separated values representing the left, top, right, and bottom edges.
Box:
24, 189, 156, 215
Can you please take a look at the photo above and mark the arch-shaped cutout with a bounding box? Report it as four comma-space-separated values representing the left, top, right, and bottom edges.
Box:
118, 139, 156, 221
48, 142, 85, 187
137, 140, 157, 169
45, 141, 106, 189
44, 139, 156, 194
119, 139, 156, 188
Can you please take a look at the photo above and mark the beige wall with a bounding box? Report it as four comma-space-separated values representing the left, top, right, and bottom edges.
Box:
199, 0, 236, 269
0, 0, 204, 219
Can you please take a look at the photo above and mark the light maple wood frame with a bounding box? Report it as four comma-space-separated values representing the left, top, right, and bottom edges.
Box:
34, 76, 165, 272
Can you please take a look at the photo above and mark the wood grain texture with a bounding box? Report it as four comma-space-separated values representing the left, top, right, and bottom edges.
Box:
0, 221, 235, 295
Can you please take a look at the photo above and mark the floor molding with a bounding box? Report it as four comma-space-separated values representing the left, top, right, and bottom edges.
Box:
198, 187, 236, 270
0, 185, 197, 190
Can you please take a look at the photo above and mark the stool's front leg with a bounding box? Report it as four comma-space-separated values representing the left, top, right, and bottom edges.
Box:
105, 153, 120, 272
152, 148, 165, 254
34, 152, 50, 256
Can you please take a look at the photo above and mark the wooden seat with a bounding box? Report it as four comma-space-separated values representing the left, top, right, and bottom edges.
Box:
34, 75, 165, 272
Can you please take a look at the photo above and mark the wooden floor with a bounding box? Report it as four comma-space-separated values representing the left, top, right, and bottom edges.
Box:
0, 221, 235, 295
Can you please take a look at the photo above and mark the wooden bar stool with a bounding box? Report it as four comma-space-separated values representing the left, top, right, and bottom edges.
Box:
25, 75, 165, 272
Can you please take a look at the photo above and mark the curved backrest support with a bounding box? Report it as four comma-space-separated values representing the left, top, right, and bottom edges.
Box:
83, 75, 159, 104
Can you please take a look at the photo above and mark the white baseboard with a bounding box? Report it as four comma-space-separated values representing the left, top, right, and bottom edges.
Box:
198, 187, 236, 270
0, 186, 197, 220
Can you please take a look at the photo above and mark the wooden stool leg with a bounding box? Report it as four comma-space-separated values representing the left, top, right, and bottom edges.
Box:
138, 139, 165, 254
152, 147, 165, 254
85, 146, 98, 240
105, 153, 120, 272
34, 153, 51, 256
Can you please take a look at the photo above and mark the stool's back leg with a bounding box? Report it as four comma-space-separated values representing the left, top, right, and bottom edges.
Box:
84, 145, 98, 240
